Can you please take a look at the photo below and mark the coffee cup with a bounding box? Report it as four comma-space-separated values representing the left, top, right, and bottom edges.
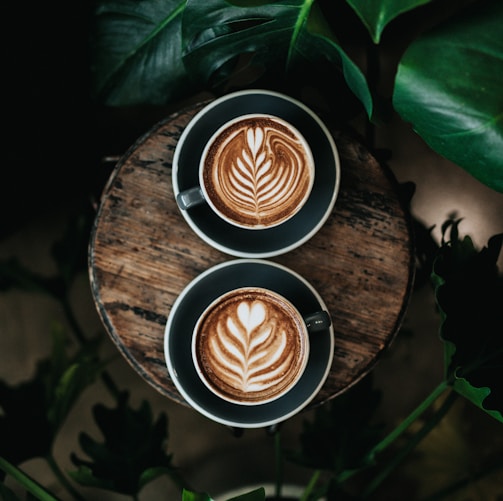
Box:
191, 286, 330, 405
164, 258, 335, 428
172, 89, 341, 258
176, 113, 315, 230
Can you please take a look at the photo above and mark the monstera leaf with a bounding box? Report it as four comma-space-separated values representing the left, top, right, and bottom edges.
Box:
70, 391, 175, 496
432, 219, 503, 423
91, 0, 372, 114
182, 0, 372, 116
91, 0, 195, 105
393, 0, 503, 193
346, 0, 434, 43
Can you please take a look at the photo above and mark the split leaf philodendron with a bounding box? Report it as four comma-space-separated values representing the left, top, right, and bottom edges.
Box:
91, 0, 503, 192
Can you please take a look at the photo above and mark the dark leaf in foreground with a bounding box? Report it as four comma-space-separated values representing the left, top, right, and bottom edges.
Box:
432, 219, 503, 422
70, 391, 175, 496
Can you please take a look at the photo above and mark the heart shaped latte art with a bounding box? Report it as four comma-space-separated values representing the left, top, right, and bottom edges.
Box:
209, 299, 293, 393
195, 288, 306, 404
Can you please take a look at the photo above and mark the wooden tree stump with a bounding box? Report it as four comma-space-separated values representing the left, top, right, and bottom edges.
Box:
89, 99, 415, 409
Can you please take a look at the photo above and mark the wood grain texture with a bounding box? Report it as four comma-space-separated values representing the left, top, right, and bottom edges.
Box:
89, 100, 415, 409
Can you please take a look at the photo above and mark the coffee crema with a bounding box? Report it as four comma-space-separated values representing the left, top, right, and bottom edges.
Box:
193, 287, 309, 404
202, 115, 314, 229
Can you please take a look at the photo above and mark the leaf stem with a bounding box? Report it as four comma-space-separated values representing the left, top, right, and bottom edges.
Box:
361, 389, 458, 498
287, 0, 315, 67
370, 380, 450, 458
60, 294, 87, 346
167, 467, 193, 493
100, 368, 122, 399
335, 380, 450, 485
0, 455, 61, 501
274, 430, 283, 499
365, 37, 379, 149
419, 453, 503, 501
46, 453, 86, 501
300, 469, 321, 501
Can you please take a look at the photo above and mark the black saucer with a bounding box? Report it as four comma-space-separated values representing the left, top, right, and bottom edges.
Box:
172, 89, 341, 258
164, 259, 334, 428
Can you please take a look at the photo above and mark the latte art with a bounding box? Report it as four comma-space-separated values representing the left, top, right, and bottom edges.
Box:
202, 116, 314, 228
193, 288, 308, 404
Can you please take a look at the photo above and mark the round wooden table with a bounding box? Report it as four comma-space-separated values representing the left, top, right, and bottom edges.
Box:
89, 99, 415, 411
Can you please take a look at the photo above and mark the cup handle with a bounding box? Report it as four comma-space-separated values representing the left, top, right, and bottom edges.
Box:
304, 311, 331, 333
176, 187, 205, 210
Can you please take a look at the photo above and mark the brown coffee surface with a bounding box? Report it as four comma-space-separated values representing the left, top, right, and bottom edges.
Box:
194, 288, 308, 404
202, 116, 313, 228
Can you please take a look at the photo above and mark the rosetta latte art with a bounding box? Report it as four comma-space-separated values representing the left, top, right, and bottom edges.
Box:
203, 117, 313, 228
195, 288, 307, 404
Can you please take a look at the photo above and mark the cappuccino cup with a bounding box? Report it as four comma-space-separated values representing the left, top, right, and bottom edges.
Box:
164, 258, 335, 427
191, 286, 330, 405
176, 114, 315, 230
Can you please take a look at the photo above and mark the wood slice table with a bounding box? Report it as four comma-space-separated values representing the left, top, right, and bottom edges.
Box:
89, 99, 415, 413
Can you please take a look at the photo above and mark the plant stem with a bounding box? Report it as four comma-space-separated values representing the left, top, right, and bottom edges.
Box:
361, 389, 458, 498
335, 380, 449, 485
368, 380, 449, 458
0, 456, 61, 501
365, 38, 379, 149
300, 469, 321, 501
46, 453, 86, 501
100, 367, 122, 399
419, 454, 503, 501
61, 294, 87, 345
274, 430, 283, 499
167, 466, 194, 493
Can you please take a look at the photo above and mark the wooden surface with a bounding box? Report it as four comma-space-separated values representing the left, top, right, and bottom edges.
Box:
89, 100, 415, 409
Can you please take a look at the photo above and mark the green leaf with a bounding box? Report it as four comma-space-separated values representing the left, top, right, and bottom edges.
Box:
346, 0, 434, 43
0, 456, 60, 501
301, 5, 373, 118
393, 0, 503, 192
432, 219, 503, 423
43, 324, 104, 432
182, 0, 307, 73
182, 0, 372, 117
182, 489, 213, 501
69, 392, 175, 496
91, 0, 196, 105
46, 351, 104, 431
90, 0, 373, 114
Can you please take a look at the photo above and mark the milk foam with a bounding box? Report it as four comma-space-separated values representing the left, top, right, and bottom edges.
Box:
195, 288, 307, 404
203, 116, 313, 228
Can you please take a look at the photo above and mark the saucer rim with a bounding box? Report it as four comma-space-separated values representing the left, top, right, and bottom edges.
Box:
171, 89, 341, 258
164, 259, 335, 428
